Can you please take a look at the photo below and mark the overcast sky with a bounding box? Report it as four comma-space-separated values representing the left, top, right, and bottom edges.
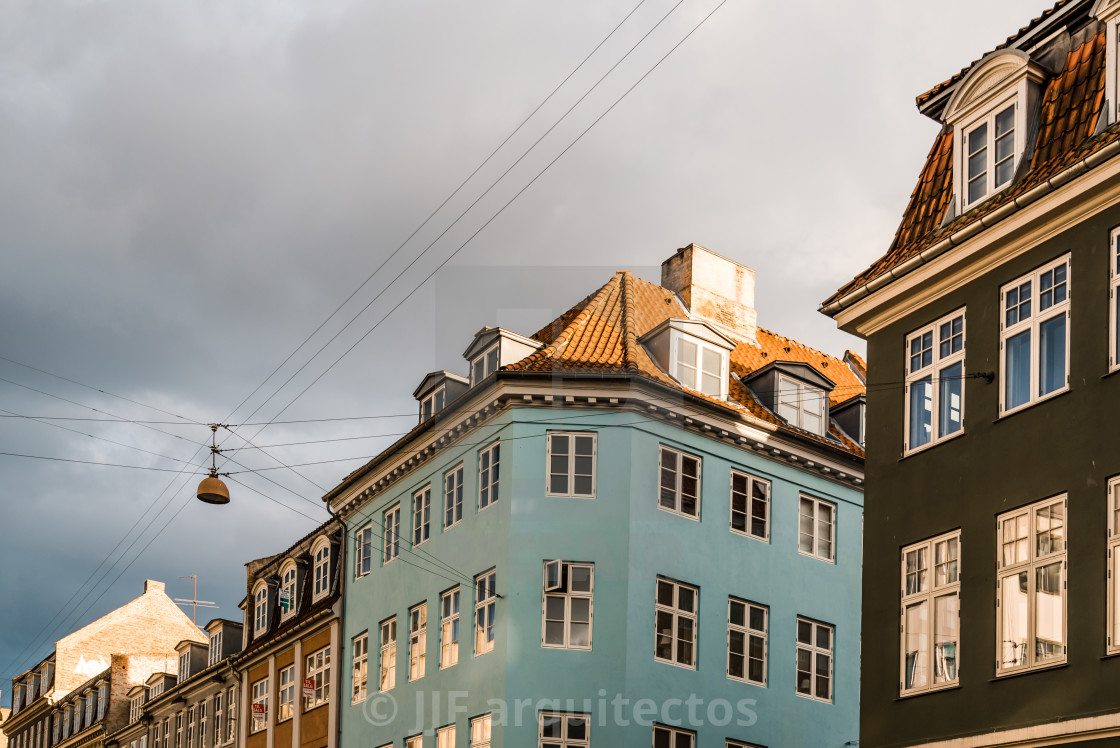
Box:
0, 0, 1050, 702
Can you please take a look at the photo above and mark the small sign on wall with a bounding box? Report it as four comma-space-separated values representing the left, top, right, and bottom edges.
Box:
302, 678, 315, 699
252, 703, 266, 721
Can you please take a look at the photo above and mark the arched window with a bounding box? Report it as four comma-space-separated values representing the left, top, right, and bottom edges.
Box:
253, 582, 269, 636
311, 538, 331, 601
279, 561, 298, 620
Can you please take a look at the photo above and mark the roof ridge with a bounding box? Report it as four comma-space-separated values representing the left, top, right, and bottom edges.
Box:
620, 271, 642, 372
510, 272, 624, 369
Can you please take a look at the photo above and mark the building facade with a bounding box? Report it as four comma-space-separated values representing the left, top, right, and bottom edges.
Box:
329, 245, 866, 747
234, 520, 342, 748
4, 581, 207, 748
823, 2, 1120, 745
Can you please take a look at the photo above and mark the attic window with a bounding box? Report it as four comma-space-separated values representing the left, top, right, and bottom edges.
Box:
964, 103, 1016, 206
471, 345, 499, 386
675, 337, 725, 398
777, 374, 825, 436
421, 387, 445, 420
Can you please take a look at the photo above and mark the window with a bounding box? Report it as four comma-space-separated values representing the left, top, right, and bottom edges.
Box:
405, 737, 422, 748
413, 487, 431, 546
1110, 478, 1120, 655
422, 386, 446, 420
479, 442, 500, 510
798, 495, 835, 562
673, 334, 726, 398
130, 696, 143, 724
730, 471, 768, 541
198, 702, 207, 748
97, 685, 106, 720
208, 630, 223, 666
795, 618, 833, 702
1001, 255, 1070, 413
179, 651, 190, 683
186, 707, 194, 748
997, 495, 1067, 673
546, 433, 596, 497
964, 103, 1016, 206
900, 532, 960, 694
653, 725, 695, 748
445, 465, 464, 528
174, 713, 182, 748
61, 708, 69, 740
475, 569, 497, 655
225, 688, 236, 744
162, 718, 170, 748
312, 539, 331, 599
212, 693, 223, 746
1111, 228, 1120, 371
409, 604, 427, 681
352, 633, 368, 703
436, 725, 455, 748
305, 646, 330, 709
254, 584, 268, 636
355, 525, 372, 578
278, 665, 295, 720
85, 693, 94, 726
384, 505, 400, 563
52, 716, 59, 744
379, 618, 397, 692
777, 374, 826, 436
470, 715, 492, 748
728, 598, 767, 686
250, 679, 268, 732
658, 446, 700, 518
471, 344, 499, 385
441, 588, 460, 668
654, 577, 698, 668
542, 561, 593, 649
538, 713, 589, 747
279, 563, 296, 618
905, 310, 966, 452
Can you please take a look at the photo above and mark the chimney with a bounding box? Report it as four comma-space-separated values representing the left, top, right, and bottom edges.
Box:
145, 580, 165, 594
661, 243, 757, 344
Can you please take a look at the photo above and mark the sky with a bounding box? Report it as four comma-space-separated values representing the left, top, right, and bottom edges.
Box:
0, 0, 1052, 702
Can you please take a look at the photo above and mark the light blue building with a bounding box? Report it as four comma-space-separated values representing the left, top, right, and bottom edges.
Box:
325, 245, 865, 748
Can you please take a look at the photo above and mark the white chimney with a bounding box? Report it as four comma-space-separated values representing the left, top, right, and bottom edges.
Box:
661, 243, 757, 344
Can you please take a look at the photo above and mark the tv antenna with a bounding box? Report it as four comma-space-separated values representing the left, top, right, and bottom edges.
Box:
174, 575, 218, 625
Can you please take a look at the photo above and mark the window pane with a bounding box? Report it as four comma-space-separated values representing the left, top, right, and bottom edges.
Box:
933, 594, 958, 683
796, 648, 812, 694
938, 362, 963, 438
904, 602, 928, 690
1005, 330, 1031, 410
909, 376, 933, 448
1114, 292, 1120, 366
799, 498, 815, 554
1035, 561, 1064, 663
676, 339, 698, 389
1039, 314, 1066, 396
1000, 572, 1029, 669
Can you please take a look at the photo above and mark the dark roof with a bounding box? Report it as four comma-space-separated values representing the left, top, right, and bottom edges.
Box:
826, 26, 1110, 308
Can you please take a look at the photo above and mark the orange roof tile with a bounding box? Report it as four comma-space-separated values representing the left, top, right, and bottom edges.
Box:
827, 30, 1109, 307
507, 272, 865, 457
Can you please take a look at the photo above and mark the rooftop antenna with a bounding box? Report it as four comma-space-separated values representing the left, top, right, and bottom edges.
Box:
197, 424, 230, 504
173, 575, 218, 625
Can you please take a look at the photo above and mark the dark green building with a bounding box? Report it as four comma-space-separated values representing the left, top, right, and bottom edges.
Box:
823, 1, 1120, 745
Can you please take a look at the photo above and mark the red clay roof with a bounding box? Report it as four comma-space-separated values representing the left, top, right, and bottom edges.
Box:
827, 29, 1110, 307
508, 271, 865, 457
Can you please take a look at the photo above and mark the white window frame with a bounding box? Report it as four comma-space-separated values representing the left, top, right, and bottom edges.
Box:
776, 373, 826, 436
654, 577, 698, 669
437, 725, 456, 748
541, 561, 594, 650
997, 494, 1068, 675
97, 685, 106, 721
178, 651, 190, 683
421, 386, 446, 421
727, 598, 767, 686
652, 724, 695, 748
479, 442, 500, 510
471, 344, 499, 386
208, 630, 223, 667
379, 618, 396, 692
1109, 477, 1120, 655
798, 495, 835, 563
279, 561, 297, 620
900, 531, 961, 696
351, 633, 368, 704
129, 696, 143, 724
311, 537, 331, 601
545, 432, 597, 498
304, 646, 330, 709
198, 701, 207, 748
903, 309, 966, 454
537, 712, 590, 747
1110, 228, 1120, 372
253, 582, 269, 637
212, 693, 223, 746
999, 254, 1071, 415
475, 569, 497, 656
250, 679, 268, 733
658, 445, 701, 519
413, 487, 431, 547
795, 617, 833, 703
225, 687, 236, 744
961, 99, 1019, 209
408, 603, 427, 681
444, 464, 464, 529
440, 587, 460, 669
383, 504, 400, 563
729, 470, 769, 542
671, 331, 728, 399
355, 524, 372, 579
277, 665, 295, 721
469, 714, 492, 748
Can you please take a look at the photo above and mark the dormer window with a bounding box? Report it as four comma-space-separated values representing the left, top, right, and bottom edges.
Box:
463, 328, 543, 388
279, 562, 297, 620
178, 650, 190, 683
312, 537, 331, 601
639, 319, 735, 401
150, 679, 164, 699
209, 629, 224, 666
778, 374, 825, 436
129, 692, 144, 724
965, 103, 1016, 206
421, 387, 445, 420
253, 583, 269, 637
742, 360, 835, 438
471, 345, 499, 385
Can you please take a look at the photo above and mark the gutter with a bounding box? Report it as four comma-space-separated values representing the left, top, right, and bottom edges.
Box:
820, 136, 1120, 318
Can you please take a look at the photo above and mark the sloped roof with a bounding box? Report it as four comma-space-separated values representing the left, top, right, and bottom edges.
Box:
506, 271, 865, 456
826, 28, 1110, 308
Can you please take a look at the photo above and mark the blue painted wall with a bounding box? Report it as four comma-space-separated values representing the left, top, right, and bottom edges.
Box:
340, 407, 862, 747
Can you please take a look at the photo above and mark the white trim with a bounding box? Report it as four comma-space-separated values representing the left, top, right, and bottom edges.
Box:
354, 524, 372, 579
540, 561, 594, 651
888, 711, 1120, 747
408, 602, 427, 682
903, 308, 967, 454
899, 530, 961, 696
278, 560, 298, 620
1108, 477, 1120, 655
544, 432, 597, 498
412, 485, 431, 547
794, 617, 833, 703
252, 581, 269, 638
658, 444, 701, 520
478, 441, 500, 511
382, 504, 400, 564
1110, 228, 1120, 372
670, 329, 729, 400
775, 373, 827, 436
727, 597, 767, 686
351, 632, 368, 705
440, 587, 460, 669
798, 494, 836, 563
310, 536, 331, 603
729, 470, 769, 542
379, 617, 396, 692
654, 577, 699, 669
470, 343, 499, 387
